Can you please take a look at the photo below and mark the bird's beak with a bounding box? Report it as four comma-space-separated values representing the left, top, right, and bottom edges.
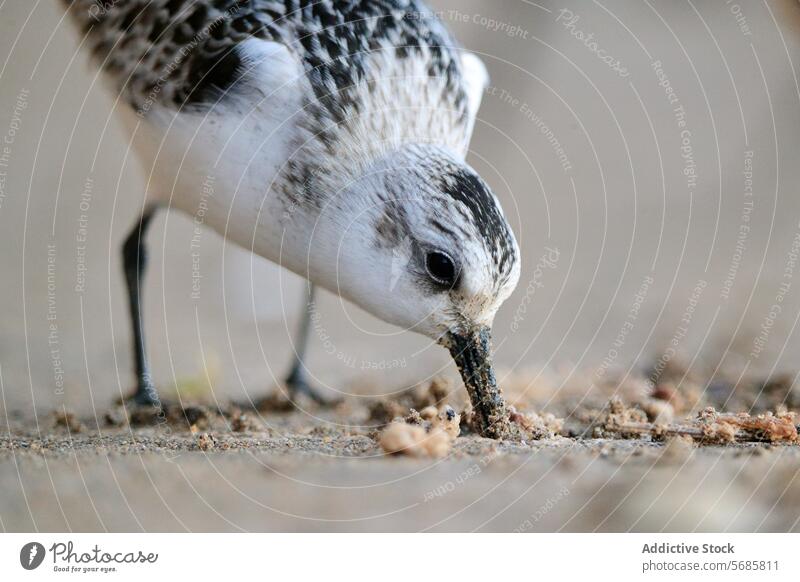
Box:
444, 325, 512, 439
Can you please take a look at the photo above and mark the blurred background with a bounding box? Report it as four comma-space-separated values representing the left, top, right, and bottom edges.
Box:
2, 0, 800, 412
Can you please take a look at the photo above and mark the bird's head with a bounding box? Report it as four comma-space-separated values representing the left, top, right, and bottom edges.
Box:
309, 144, 520, 417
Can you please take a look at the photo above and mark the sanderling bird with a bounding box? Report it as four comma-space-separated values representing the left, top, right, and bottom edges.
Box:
61, 0, 521, 438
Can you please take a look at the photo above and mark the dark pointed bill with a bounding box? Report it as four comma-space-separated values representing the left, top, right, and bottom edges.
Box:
445, 326, 513, 439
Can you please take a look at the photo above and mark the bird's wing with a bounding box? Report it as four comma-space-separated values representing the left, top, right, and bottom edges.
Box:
62, 0, 307, 114
197, 37, 305, 111
459, 52, 490, 150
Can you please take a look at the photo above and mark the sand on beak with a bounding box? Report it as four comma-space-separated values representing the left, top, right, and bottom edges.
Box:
444, 325, 514, 439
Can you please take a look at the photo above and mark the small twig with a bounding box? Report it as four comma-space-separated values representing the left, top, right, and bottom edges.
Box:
610, 421, 751, 443
599, 400, 798, 444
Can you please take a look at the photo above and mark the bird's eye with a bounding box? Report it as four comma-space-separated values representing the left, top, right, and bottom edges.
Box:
425, 251, 457, 287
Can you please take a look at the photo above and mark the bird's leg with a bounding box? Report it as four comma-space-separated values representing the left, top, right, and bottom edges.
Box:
284, 284, 334, 405
122, 208, 159, 407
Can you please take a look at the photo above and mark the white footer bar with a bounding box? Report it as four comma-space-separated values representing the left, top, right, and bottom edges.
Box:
0, 533, 795, 580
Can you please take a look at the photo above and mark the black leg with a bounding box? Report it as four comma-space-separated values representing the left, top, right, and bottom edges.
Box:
284, 285, 334, 405
122, 208, 159, 406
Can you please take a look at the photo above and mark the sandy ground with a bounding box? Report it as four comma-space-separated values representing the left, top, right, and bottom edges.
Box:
3, 367, 800, 533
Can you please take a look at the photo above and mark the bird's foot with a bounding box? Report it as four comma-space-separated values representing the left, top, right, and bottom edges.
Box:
125, 381, 163, 409
105, 382, 166, 428
285, 371, 340, 408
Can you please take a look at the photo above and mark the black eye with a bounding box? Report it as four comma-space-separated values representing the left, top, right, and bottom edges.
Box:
425, 251, 457, 287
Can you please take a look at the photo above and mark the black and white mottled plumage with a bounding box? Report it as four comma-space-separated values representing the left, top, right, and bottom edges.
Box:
62, 0, 520, 342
